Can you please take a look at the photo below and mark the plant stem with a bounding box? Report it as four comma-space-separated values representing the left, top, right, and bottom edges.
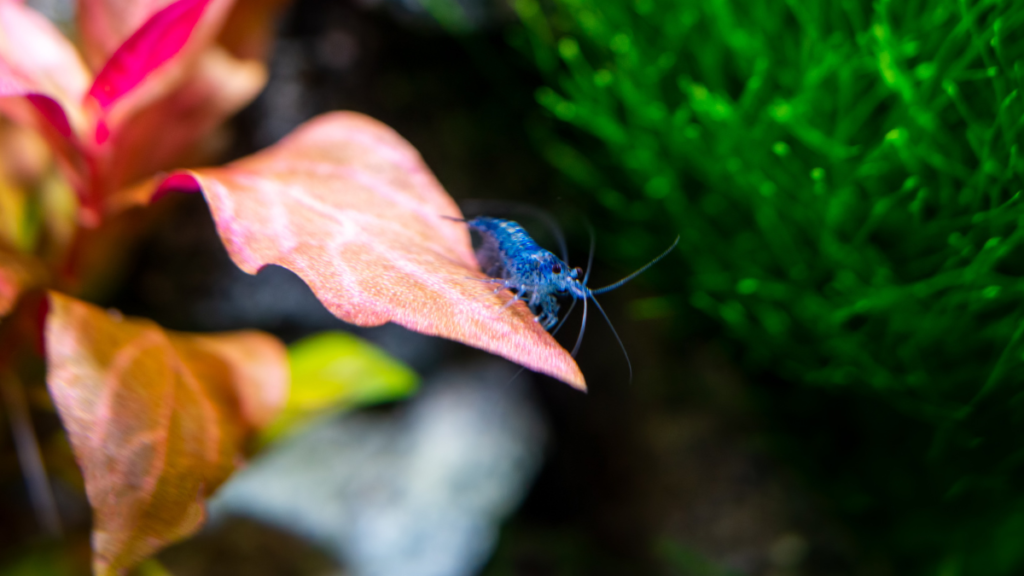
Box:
0, 371, 62, 537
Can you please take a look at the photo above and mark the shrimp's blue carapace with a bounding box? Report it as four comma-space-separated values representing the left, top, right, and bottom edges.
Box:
466, 217, 586, 330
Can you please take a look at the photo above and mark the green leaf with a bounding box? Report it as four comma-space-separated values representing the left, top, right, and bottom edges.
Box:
261, 331, 419, 442
130, 559, 173, 576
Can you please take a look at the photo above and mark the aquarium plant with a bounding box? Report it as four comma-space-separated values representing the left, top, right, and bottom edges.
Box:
515, 0, 1024, 573
0, 1, 580, 573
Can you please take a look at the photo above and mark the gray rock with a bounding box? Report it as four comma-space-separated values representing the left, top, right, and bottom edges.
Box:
210, 361, 546, 576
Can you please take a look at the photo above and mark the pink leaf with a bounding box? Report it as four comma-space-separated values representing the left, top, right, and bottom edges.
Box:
104, 47, 266, 195
87, 0, 212, 110
155, 112, 586, 389
78, 0, 178, 72
0, 1, 91, 132
26, 94, 72, 137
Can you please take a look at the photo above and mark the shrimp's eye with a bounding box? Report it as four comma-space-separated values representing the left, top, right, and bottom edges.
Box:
573, 267, 583, 277
552, 263, 563, 274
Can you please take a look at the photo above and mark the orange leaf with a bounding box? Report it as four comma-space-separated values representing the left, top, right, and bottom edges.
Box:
216, 0, 293, 60
153, 112, 585, 389
44, 292, 288, 575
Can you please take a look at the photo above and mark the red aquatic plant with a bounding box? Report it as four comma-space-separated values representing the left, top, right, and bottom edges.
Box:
0, 1, 581, 573
0, 0, 274, 225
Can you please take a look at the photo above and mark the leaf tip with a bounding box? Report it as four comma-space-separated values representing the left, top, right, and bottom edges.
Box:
155, 171, 203, 200
548, 359, 586, 391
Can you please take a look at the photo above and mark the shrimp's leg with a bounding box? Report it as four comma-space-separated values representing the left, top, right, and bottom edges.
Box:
502, 292, 525, 310
533, 296, 561, 330
467, 277, 516, 303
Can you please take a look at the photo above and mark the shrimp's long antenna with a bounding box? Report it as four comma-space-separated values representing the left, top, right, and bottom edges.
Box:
544, 212, 570, 264
582, 221, 596, 286
590, 236, 680, 295
571, 296, 588, 357
588, 294, 633, 382
554, 297, 578, 337
572, 222, 595, 359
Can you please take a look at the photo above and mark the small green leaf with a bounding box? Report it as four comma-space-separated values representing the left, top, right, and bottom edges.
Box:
262, 331, 419, 442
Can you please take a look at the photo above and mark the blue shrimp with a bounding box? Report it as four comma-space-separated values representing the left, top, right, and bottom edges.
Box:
447, 215, 679, 380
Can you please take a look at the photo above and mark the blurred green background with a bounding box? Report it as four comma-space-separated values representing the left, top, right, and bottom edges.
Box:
510, 0, 1024, 574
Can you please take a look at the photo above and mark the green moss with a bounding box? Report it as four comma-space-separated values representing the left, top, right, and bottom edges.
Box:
518, 0, 1024, 573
